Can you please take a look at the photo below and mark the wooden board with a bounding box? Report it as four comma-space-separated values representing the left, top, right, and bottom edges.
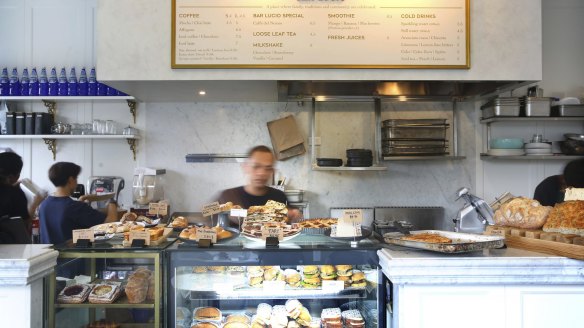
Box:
485, 225, 584, 260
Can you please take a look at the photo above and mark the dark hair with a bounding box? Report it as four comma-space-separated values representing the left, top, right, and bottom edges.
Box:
564, 158, 584, 188
0, 152, 23, 183
48, 162, 81, 187
247, 145, 274, 158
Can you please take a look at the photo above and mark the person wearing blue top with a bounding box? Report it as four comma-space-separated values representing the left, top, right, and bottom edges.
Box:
39, 162, 118, 245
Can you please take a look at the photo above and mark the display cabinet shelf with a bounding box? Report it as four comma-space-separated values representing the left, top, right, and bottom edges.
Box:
184, 287, 368, 300
480, 154, 584, 160
55, 295, 155, 309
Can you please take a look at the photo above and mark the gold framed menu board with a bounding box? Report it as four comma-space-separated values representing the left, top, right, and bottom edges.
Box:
172, 0, 469, 69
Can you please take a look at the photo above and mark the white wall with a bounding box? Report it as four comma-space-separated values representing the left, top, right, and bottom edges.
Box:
1, 0, 583, 224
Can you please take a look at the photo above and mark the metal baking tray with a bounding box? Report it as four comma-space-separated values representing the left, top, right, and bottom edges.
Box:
382, 119, 447, 127
383, 230, 505, 253
382, 125, 449, 140
520, 97, 552, 116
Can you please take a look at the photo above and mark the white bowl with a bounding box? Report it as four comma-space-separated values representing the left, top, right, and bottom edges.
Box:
524, 142, 552, 149
525, 148, 553, 155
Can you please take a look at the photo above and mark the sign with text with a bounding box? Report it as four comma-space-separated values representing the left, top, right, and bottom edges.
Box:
196, 227, 218, 243
73, 229, 94, 243
202, 202, 222, 217
341, 209, 363, 224
148, 202, 169, 216
129, 231, 151, 245
172, 0, 469, 68
261, 226, 284, 241
332, 223, 362, 238
322, 279, 345, 292
230, 208, 248, 217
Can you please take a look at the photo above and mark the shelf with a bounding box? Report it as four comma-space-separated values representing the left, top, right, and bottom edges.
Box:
186, 287, 368, 300
312, 165, 387, 171
480, 154, 583, 160
0, 134, 139, 160
55, 295, 154, 309
383, 155, 466, 161
1, 95, 138, 123
480, 117, 584, 123
185, 153, 247, 163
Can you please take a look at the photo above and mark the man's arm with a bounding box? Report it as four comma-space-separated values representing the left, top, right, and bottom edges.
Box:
103, 200, 119, 223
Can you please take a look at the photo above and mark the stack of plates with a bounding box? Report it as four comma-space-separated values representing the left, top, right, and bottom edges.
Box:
487, 149, 525, 156
524, 142, 553, 155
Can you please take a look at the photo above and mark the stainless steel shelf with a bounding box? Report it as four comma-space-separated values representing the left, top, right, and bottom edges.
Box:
480, 117, 584, 123
383, 155, 466, 161
312, 164, 387, 171
185, 153, 248, 163
480, 153, 583, 160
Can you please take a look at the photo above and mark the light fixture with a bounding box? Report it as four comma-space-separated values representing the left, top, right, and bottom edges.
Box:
198, 90, 206, 95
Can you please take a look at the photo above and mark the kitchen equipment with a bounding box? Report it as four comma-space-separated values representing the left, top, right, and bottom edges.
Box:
122, 125, 139, 136
486, 149, 525, 156
381, 119, 449, 156
72, 183, 85, 199
284, 189, 304, 202
87, 176, 125, 209
489, 138, 524, 149
5, 112, 15, 134
24, 112, 35, 135
524, 142, 551, 149
374, 206, 446, 232
560, 139, 584, 155
33, 112, 50, 134
15, 112, 24, 134
565, 133, 584, 141
383, 230, 505, 253
480, 97, 520, 118
346, 148, 372, 167
132, 167, 166, 207
452, 187, 494, 233
520, 97, 552, 116
316, 158, 343, 167
551, 104, 584, 117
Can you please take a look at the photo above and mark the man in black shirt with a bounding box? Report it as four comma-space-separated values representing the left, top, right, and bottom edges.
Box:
218, 145, 301, 227
534, 158, 584, 206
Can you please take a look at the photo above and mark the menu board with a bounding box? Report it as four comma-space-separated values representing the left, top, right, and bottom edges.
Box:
172, 0, 469, 68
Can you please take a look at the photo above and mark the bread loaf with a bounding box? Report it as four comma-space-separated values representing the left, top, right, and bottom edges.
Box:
493, 197, 552, 229
125, 268, 152, 303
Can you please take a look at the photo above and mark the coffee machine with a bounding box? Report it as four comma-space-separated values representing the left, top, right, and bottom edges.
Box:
132, 167, 166, 209
87, 176, 125, 209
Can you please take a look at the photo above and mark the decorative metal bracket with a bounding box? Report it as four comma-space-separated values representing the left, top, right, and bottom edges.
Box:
43, 138, 56, 160
127, 138, 137, 161
42, 100, 57, 122
127, 100, 137, 123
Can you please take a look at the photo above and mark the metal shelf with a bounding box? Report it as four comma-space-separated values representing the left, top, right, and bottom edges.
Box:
312, 165, 387, 171
480, 154, 583, 160
480, 117, 584, 124
383, 155, 466, 161
55, 295, 154, 309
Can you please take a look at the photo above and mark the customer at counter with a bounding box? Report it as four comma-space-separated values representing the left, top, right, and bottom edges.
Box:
534, 158, 584, 206
39, 162, 119, 244
218, 145, 302, 227
0, 152, 44, 243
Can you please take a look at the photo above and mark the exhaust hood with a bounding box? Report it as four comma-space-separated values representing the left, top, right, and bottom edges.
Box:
277, 80, 534, 102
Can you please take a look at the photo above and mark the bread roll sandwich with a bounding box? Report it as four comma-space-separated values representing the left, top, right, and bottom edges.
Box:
284, 269, 301, 288
350, 270, 366, 287
320, 265, 337, 280
193, 307, 222, 322
335, 265, 353, 276
302, 265, 319, 278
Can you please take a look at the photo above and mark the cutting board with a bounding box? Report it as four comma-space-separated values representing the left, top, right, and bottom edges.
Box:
485, 225, 584, 260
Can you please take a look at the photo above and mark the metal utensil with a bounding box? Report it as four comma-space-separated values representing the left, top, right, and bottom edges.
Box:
394, 220, 411, 235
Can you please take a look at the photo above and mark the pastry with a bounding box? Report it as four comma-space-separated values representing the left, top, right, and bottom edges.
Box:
170, 216, 188, 228
88, 284, 122, 304
120, 212, 138, 223
401, 233, 452, 244
57, 284, 92, 304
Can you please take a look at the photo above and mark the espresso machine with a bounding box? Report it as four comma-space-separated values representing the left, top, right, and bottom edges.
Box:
132, 167, 166, 209
87, 176, 125, 209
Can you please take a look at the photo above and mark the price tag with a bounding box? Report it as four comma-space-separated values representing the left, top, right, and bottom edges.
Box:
261, 226, 284, 241
129, 230, 150, 245
341, 209, 363, 224
230, 208, 248, 217
263, 280, 286, 290
73, 229, 94, 243
148, 202, 169, 216
202, 202, 221, 217
485, 225, 506, 237
322, 280, 344, 292
332, 223, 362, 237
196, 227, 217, 243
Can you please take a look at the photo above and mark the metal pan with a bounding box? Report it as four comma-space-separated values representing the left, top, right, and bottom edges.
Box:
383, 230, 504, 253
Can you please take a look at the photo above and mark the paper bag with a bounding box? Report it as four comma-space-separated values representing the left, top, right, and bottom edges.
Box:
267, 115, 306, 160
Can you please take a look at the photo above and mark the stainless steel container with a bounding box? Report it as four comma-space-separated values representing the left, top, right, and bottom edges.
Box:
520, 97, 551, 116
381, 119, 449, 140
551, 104, 584, 117
480, 97, 520, 118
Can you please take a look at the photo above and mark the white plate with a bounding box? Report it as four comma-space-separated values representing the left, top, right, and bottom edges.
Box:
524, 142, 552, 149
525, 148, 553, 155
487, 149, 525, 156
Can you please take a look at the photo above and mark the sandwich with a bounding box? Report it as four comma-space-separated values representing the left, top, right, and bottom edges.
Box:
194, 307, 222, 322
284, 269, 301, 288
247, 266, 264, 278
320, 265, 337, 280
226, 314, 250, 325
302, 265, 319, 278
336, 275, 352, 287
295, 306, 312, 326
263, 267, 280, 281
335, 265, 353, 277
301, 275, 321, 289
285, 299, 303, 319
248, 275, 264, 288
350, 270, 366, 288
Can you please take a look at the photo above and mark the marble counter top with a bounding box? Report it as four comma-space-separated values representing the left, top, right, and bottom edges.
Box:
379, 245, 584, 285
0, 244, 58, 286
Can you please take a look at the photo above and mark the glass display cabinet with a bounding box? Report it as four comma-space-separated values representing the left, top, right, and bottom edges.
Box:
168, 235, 384, 328
48, 238, 174, 328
